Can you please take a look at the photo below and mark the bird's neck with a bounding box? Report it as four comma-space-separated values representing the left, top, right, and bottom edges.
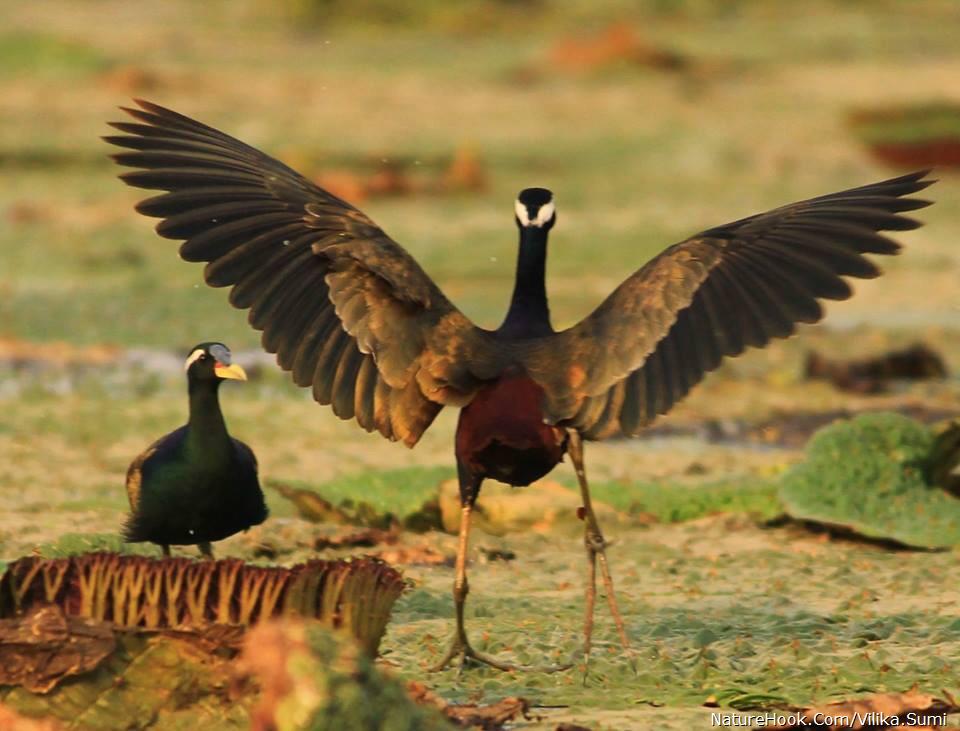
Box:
499, 227, 552, 338
186, 380, 230, 457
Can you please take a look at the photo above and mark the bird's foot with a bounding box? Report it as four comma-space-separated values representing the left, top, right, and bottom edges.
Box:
578, 635, 639, 685
581, 527, 638, 682
430, 634, 571, 675
430, 634, 516, 673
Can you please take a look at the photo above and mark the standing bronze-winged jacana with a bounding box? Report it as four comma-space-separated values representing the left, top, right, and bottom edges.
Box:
107, 100, 933, 672
124, 342, 268, 558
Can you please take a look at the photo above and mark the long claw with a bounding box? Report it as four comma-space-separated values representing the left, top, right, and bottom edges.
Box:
431, 633, 571, 674
430, 635, 517, 673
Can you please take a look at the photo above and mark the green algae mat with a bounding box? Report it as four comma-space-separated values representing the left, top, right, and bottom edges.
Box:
781, 412, 960, 548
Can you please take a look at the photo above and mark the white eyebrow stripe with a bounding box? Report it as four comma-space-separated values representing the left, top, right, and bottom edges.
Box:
533, 200, 555, 226
184, 349, 205, 371
514, 199, 530, 226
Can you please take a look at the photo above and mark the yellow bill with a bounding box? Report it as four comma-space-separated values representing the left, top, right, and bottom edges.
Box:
214, 362, 247, 381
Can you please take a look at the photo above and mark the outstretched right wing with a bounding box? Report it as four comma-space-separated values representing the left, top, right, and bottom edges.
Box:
525, 171, 933, 438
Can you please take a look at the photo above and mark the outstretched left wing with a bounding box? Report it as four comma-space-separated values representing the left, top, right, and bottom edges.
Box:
107, 100, 502, 446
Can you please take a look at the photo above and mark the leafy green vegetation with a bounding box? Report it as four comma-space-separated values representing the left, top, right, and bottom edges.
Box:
273, 466, 782, 530
780, 412, 960, 548
0, 31, 109, 77
587, 477, 782, 522
38, 532, 153, 557
292, 624, 452, 730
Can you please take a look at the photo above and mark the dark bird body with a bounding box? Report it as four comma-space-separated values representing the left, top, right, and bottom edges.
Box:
107, 100, 933, 671
124, 342, 268, 557
456, 374, 566, 491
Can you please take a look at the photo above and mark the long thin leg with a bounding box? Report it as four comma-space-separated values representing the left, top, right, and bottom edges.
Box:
430, 466, 572, 674
198, 542, 214, 559
430, 500, 516, 672
161, 544, 171, 558
568, 429, 637, 679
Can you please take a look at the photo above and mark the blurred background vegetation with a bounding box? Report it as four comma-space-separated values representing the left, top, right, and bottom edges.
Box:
4, 1, 960, 726
3, 0, 960, 540
3, 0, 959, 345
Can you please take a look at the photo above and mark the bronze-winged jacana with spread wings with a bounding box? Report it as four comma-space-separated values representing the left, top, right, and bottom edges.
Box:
106, 100, 933, 674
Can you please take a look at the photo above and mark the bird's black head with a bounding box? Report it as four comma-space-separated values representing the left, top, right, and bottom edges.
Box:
184, 342, 247, 383
515, 188, 556, 230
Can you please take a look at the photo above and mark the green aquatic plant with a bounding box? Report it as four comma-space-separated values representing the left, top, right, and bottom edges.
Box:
246, 620, 453, 731
779, 412, 960, 548
587, 477, 782, 523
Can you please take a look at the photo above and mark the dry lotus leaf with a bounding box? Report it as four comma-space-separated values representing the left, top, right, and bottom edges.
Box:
0, 552, 405, 656
1, 623, 249, 730
0, 606, 115, 693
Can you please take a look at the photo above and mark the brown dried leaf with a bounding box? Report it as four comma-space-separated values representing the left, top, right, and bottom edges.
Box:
366, 160, 415, 197
767, 689, 959, 729
314, 170, 369, 204
445, 698, 532, 730
441, 145, 487, 193
0, 606, 115, 693
269, 480, 355, 523
314, 527, 399, 550
3, 630, 249, 728
407, 681, 533, 729
374, 544, 454, 566
158, 623, 248, 652
98, 65, 163, 94
547, 23, 687, 73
